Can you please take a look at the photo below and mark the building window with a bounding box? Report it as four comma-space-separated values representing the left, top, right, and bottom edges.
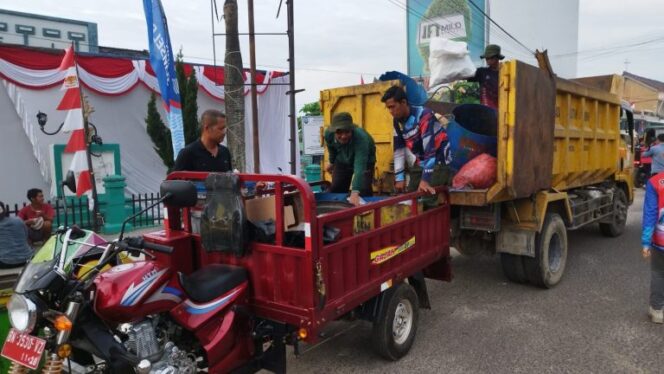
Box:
43, 28, 61, 38
0, 22, 7, 32
15, 24, 36, 46
15, 24, 35, 34
68, 31, 86, 51
67, 31, 86, 41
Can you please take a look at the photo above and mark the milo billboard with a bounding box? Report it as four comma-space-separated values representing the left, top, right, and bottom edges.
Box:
407, 0, 486, 77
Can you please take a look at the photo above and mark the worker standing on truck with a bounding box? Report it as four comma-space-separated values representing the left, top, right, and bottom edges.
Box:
467, 44, 504, 110
381, 86, 449, 195
324, 112, 376, 206
641, 171, 664, 323
642, 134, 664, 176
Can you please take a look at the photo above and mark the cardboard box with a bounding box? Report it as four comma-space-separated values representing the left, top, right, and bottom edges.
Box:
245, 195, 296, 228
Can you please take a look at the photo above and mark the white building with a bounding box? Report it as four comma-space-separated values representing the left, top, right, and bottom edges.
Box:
0, 9, 98, 52
488, 0, 579, 78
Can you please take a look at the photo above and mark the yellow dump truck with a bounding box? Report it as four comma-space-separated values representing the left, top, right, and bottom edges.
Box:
319, 60, 634, 288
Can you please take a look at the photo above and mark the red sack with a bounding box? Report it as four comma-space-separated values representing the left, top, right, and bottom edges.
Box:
452, 153, 497, 189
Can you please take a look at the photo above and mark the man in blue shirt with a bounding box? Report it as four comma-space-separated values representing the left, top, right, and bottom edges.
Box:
642, 134, 664, 176
0, 202, 34, 268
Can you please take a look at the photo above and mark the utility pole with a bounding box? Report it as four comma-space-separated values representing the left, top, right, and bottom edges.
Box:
624, 59, 631, 72
224, 0, 246, 171
287, 0, 297, 175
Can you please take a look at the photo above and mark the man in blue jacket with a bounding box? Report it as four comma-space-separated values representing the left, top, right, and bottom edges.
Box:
641, 173, 664, 323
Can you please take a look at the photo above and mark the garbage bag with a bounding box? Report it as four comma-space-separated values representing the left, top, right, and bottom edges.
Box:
429, 38, 476, 87
452, 153, 497, 189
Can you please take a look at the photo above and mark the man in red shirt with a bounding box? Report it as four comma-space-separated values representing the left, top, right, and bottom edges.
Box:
18, 188, 55, 244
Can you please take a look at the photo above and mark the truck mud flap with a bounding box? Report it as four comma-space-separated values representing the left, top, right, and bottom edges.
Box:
496, 227, 536, 257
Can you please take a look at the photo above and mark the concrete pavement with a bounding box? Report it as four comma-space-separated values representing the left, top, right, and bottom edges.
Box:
287, 189, 664, 373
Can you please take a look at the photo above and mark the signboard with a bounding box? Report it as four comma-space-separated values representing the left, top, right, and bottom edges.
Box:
50, 144, 121, 197
407, 0, 486, 77
302, 116, 324, 155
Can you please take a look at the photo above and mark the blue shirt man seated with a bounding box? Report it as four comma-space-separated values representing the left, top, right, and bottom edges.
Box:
0, 201, 34, 268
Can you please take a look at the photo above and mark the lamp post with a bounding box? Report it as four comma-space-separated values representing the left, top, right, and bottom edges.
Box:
36, 111, 103, 232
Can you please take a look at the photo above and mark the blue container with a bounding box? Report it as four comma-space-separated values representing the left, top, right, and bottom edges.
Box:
446, 104, 498, 171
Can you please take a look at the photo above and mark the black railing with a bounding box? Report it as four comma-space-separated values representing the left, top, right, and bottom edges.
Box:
128, 193, 164, 228
6, 193, 164, 232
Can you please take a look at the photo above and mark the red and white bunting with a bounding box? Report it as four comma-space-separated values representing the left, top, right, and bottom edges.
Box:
57, 46, 92, 198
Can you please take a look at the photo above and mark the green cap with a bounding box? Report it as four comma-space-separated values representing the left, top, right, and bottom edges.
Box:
480, 44, 505, 60
330, 112, 355, 132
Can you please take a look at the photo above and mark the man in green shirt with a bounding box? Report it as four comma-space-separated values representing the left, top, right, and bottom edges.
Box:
324, 112, 376, 206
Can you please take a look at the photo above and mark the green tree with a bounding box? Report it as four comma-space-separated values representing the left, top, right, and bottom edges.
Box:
299, 101, 321, 116
183, 69, 199, 144
145, 93, 174, 170
175, 50, 200, 145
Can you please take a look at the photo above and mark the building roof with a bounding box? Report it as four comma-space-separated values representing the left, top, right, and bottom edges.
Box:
623, 71, 664, 93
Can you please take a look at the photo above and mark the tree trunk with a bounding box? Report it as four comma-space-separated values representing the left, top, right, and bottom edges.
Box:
224, 0, 245, 171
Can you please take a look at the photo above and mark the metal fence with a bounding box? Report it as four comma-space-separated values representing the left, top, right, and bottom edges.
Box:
5, 193, 163, 231
128, 193, 164, 228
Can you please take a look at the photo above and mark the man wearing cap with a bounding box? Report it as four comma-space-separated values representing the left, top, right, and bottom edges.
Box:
468, 44, 505, 109
324, 112, 376, 206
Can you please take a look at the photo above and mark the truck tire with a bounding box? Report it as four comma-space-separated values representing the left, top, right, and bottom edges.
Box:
500, 253, 528, 283
372, 283, 419, 361
523, 213, 568, 288
599, 188, 628, 237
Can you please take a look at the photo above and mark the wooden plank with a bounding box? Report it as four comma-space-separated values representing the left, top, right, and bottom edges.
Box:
510, 61, 556, 197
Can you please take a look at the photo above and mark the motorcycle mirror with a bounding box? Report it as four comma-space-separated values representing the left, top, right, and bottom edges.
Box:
160, 180, 197, 208
63, 171, 77, 194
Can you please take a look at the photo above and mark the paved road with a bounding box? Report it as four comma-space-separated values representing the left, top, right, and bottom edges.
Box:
287, 189, 664, 373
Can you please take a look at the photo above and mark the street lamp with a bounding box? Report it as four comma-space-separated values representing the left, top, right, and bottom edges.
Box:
35, 110, 103, 231
35, 111, 103, 145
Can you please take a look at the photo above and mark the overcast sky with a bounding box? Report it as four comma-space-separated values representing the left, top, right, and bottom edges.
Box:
1, 0, 663, 107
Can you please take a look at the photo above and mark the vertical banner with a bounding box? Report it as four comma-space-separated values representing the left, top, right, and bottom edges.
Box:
143, 0, 185, 158
407, 0, 486, 77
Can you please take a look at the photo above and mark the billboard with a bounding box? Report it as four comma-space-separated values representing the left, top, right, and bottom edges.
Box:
407, 0, 486, 77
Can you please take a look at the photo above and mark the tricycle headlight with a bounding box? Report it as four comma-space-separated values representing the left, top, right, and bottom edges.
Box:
7, 294, 38, 333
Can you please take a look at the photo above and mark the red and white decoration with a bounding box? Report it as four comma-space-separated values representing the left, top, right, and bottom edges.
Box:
0, 45, 283, 100
57, 46, 92, 199
0, 44, 294, 204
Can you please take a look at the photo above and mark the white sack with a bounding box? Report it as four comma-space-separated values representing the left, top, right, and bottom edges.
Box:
429, 38, 476, 87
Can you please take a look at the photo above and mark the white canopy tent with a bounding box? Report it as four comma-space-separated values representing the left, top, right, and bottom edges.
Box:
0, 45, 297, 204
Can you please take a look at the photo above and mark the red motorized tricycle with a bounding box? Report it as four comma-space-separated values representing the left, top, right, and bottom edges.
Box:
3, 172, 451, 373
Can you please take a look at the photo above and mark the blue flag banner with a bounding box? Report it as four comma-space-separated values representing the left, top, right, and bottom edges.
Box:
143, 0, 184, 159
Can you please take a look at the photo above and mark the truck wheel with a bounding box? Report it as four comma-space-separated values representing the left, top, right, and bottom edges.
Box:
500, 253, 528, 283
372, 283, 419, 361
523, 213, 568, 288
599, 188, 628, 237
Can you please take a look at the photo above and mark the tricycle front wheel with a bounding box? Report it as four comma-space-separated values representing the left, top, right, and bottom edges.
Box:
372, 283, 419, 361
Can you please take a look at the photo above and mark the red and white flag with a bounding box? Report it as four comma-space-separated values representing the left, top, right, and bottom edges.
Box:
57, 46, 92, 198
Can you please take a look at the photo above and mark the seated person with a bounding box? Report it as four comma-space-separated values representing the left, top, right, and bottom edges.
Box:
0, 201, 34, 268
18, 188, 55, 244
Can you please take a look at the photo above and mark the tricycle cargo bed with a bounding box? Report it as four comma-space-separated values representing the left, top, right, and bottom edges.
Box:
155, 172, 451, 340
